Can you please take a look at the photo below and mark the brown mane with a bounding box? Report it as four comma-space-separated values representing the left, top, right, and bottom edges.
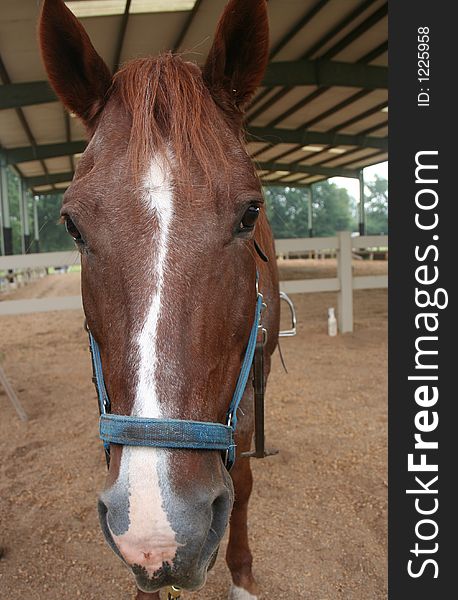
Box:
111, 52, 239, 188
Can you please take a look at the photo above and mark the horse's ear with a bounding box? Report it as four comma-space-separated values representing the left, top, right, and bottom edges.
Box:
203, 0, 269, 114
38, 0, 112, 130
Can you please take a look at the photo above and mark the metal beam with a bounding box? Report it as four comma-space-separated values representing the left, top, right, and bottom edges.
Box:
330, 149, 386, 169
249, 0, 332, 111
24, 160, 358, 189
0, 81, 56, 110
25, 172, 74, 187
263, 99, 387, 168
4, 128, 386, 166
321, 2, 387, 60
31, 188, 67, 197
265, 50, 387, 130
44, 180, 329, 194
307, 0, 381, 61
291, 109, 388, 173
261, 178, 324, 189
247, 127, 387, 152
247, 0, 382, 124
269, 0, 331, 59
0, 59, 387, 112
257, 162, 358, 179
113, 0, 132, 71
252, 34, 387, 163
0, 53, 51, 185
360, 40, 388, 63
263, 60, 387, 89
173, 0, 204, 51
5, 141, 86, 165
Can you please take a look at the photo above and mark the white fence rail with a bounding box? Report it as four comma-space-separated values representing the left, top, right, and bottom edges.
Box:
0, 296, 82, 316
0, 251, 79, 271
0, 250, 81, 314
275, 233, 388, 332
0, 233, 388, 332
0, 251, 81, 295
275, 234, 388, 256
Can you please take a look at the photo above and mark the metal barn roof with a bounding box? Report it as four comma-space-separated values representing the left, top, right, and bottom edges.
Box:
0, 0, 388, 194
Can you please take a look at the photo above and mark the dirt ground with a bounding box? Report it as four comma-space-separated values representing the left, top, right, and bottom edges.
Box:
0, 260, 387, 599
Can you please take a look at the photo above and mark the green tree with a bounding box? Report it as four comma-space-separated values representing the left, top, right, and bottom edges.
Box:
311, 181, 355, 236
35, 193, 73, 252
364, 175, 388, 235
264, 181, 355, 238
264, 186, 309, 238
5, 168, 71, 253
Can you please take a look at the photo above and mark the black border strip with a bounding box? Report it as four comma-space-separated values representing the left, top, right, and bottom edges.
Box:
389, 2, 455, 597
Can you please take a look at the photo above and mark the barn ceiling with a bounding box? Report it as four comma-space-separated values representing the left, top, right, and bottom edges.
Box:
0, 0, 388, 194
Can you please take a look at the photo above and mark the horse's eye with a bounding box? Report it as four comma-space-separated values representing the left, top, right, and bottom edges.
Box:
64, 216, 83, 242
239, 206, 260, 231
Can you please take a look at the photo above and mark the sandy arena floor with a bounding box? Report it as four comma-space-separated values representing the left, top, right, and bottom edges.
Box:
0, 260, 387, 599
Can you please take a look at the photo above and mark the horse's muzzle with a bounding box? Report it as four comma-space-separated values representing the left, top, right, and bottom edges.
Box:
98, 464, 234, 592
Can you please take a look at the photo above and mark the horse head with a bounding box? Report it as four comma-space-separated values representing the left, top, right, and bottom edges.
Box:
39, 0, 277, 595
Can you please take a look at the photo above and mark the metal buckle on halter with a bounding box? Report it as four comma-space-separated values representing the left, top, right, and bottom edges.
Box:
166, 585, 182, 599
256, 287, 267, 346
223, 413, 235, 469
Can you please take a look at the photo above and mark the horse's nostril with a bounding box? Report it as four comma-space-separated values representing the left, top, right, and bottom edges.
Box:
98, 498, 106, 511
97, 498, 126, 562
97, 498, 110, 533
210, 491, 232, 541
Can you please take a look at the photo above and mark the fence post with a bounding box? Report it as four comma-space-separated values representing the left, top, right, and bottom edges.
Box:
337, 231, 353, 333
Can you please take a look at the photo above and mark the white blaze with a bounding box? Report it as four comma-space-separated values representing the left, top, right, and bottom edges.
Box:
109, 155, 179, 576
134, 155, 174, 419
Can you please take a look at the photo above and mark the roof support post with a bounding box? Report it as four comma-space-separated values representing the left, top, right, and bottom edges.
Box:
308, 185, 314, 238
0, 159, 12, 255
17, 177, 25, 254
0, 166, 3, 256
21, 180, 31, 254
358, 170, 366, 235
33, 196, 40, 253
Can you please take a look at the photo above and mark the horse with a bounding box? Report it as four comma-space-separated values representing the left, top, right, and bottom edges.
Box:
38, 1, 280, 598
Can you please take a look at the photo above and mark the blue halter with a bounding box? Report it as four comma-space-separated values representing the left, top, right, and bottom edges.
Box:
88, 280, 264, 470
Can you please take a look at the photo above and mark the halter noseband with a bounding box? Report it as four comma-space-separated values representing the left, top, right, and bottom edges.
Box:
88, 275, 264, 471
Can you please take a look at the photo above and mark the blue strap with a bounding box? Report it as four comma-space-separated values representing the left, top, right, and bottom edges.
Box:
226, 291, 263, 431
88, 331, 110, 415
88, 331, 111, 456
100, 414, 233, 451
223, 290, 263, 468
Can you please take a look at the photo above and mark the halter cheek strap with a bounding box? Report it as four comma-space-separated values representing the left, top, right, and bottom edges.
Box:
88, 276, 264, 471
